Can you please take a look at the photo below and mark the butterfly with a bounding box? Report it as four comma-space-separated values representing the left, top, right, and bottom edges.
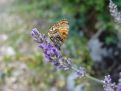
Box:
48, 19, 69, 50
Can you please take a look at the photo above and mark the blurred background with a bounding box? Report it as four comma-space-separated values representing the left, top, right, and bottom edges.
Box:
0, 0, 121, 91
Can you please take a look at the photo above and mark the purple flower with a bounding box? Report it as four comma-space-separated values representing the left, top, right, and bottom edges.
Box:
32, 28, 61, 61
109, 0, 121, 24
103, 75, 115, 91
31, 28, 43, 43
31, 28, 72, 70
76, 67, 86, 78
42, 43, 61, 62
117, 85, 121, 91
117, 73, 121, 91
58, 57, 72, 70
103, 74, 121, 91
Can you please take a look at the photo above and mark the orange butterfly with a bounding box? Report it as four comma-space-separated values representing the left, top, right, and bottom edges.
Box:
48, 19, 69, 49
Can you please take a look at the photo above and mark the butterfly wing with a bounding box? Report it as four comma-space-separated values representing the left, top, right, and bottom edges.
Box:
48, 19, 69, 49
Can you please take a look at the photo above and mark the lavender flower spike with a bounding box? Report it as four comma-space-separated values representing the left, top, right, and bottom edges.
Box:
117, 72, 121, 91
103, 75, 115, 91
31, 28, 72, 70
109, 0, 121, 24
32, 28, 61, 62
31, 28, 44, 43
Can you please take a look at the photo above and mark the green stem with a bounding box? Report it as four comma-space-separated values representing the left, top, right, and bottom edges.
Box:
71, 66, 104, 84
85, 74, 103, 84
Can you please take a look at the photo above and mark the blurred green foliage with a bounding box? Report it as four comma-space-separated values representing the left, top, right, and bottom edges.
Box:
14, 0, 119, 33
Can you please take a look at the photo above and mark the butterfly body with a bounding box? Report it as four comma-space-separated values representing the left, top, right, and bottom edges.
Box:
48, 19, 69, 49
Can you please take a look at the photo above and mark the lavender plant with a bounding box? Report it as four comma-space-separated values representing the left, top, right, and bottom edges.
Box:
31, 0, 121, 90
32, 28, 121, 91
109, 0, 121, 24
31, 28, 85, 74
103, 75, 115, 91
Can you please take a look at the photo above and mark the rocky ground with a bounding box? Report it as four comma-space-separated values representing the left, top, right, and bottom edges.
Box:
0, 0, 37, 91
